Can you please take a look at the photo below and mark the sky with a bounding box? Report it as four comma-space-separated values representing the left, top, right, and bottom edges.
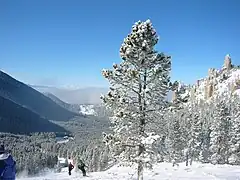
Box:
0, 0, 239, 88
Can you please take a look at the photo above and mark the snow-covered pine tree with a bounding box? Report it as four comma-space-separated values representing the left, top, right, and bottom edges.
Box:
99, 146, 110, 171
229, 95, 240, 164
165, 82, 188, 166
210, 98, 231, 164
199, 126, 211, 163
178, 109, 191, 163
187, 112, 202, 165
168, 111, 184, 166
198, 101, 213, 163
170, 81, 189, 107
101, 19, 171, 180
91, 146, 100, 172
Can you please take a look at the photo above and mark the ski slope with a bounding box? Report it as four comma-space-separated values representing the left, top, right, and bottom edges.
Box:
17, 162, 240, 180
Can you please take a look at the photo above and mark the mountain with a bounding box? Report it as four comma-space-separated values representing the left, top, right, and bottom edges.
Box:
44, 92, 100, 115
78, 104, 96, 115
32, 85, 108, 104
43, 92, 80, 113
0, 95, 67, 134
0, 70, 77, 121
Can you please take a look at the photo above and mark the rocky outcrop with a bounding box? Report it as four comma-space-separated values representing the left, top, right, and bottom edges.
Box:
223, 54, 232, 71
170, 81, 190, 104
172, 91, 177, 102
188, 54, 239, 101
170, 54, 239, 104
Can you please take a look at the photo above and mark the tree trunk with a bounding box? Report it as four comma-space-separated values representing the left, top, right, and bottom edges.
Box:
137, 161, 144, 180
137, 67, 147, 180
190, 153, 193, 166
185, 154, 188, 166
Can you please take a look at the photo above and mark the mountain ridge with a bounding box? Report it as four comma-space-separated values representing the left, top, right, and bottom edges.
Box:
0, 95, 67, 134
0, 70, 77, 121
43, 92, 81, 114
31, 85, 108, 104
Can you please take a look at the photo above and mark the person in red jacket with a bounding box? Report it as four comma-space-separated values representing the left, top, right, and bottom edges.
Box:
68, 162, 74, 176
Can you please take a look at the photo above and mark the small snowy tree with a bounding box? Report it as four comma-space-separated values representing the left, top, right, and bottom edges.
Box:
210, 98, 231, 164
101, 19, 171, 180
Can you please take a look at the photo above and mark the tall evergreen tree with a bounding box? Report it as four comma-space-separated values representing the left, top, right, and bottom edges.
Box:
198, 101, 213, 163
187, 112, 202, 165
229, 95, 240, 164
168, 112, 184, 166
101, 19, 171, 180
210, 98, 231, 164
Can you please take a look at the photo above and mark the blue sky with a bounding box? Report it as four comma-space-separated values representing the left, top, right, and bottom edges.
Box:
0, 0, 239, 88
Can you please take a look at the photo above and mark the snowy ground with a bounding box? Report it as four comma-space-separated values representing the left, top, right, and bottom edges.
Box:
17, 162, 240, 180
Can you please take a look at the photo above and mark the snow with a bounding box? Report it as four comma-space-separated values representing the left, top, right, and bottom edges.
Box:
225, 54, 231, 59
234, 89, 240, 96
79, 105, 96, 115
58, 157, 66, 164
180, 90, 189, 99
194, 79, 206, 101
0, 153, 9, 160
192, 69, 240, 102
141, 134, 160, 145
216, 69, 240, 95
57, 139, 69, 144
17, 162, 240, 180
67, 158, 74, 165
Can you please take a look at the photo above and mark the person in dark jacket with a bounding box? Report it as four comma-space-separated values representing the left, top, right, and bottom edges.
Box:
68, 162, 74, 176
78, 160, 87, 177
0, 145, 16, 180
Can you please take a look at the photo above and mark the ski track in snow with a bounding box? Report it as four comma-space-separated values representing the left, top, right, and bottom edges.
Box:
17, 162, 240, 180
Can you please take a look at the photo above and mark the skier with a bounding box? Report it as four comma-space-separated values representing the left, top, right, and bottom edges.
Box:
0, 145, 16, 180
78, 160, 87, 177
68, 162, 74, 176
